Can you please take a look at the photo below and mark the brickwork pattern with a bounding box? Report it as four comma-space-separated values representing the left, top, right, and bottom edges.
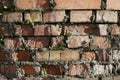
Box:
0, 0, 120, 80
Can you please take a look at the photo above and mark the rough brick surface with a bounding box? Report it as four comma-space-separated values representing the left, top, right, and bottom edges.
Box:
96, 11, 118, 23
14, 0, 49, 10
70, 11, 92, 22
2, 12, 22, 22
54, 0, 101, 9
67, 36, 90, 48
43, 11, 66, 23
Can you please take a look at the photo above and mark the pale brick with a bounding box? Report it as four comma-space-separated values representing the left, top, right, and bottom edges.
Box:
43, 11, 66, 23
114, 76, 120, 80
60, 50, 80, 61
2, 12, 22, 22
36, 51, 49, 61
93, 65, 105, 75
107, 0, 120, 10
110, 24, 120, 35
64, 25, 100, 36
99, 24, 108, 36
49, 51, 60, 61
51, 25, 62, 35
67, 36, 90, 48
14, 0, 49, 10
96, 11, 118, 23
111, 50, 120, 61
93, 37, 111, 49
69, 64, 90, 75
70, 11, 92, 22
51, 37, 64, 47
55, 0, 101, 9
24, 12, 42, 22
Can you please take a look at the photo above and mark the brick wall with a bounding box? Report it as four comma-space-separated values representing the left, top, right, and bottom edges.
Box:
0, 0, 120, 80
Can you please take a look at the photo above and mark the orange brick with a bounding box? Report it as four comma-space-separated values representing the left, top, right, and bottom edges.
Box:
107, 0, 120, 10
14, 0, 49, 10
54, 0, 101, 9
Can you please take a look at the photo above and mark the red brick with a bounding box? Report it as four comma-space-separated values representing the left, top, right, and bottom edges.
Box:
14, 0, 49, 10
36, 51, 49, 61
15, 25, 34, 36
70, 11, 92, 22
69, 64, 90, 75
60, 50, 80, 61
34, 25, 51, 36
27, 37, 49, 48
12, 51, 30, 61
0, 52, 8, 61
24, 12, 42, 22
110, 24, 120, 35
21, 65, 40, 75
0, 26, 9, 36
107, 0, 120, 10
54, 0, 101, 9
1, 65, 17, 76
64, 25, 100, 36
4, 38, 24, 49
93, 37, 111, 49
81, 51, 96, 61
96, 11, 118, 23
67, 36, 90, 48
2, 12, 22, 22
46, 65, 64, 75
51, 37, 64, 47
43, 11, 66, 23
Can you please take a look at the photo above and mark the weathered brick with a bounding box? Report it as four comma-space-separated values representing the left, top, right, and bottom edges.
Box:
93, 65, 105, 75
2, 12, 22, 22
36, 51, 49, 61
0, 65, 17, 77
64, 25, 100, 36
96, 11, 118, 23
69, 64, 90, 75
49, 51, 60, 61
43, 11, 66, 23
34, 25, 51, 36
24, 12, 42, 22
99, 24, 108, 36
51, 36, 64, 47
0, 26, 9, 36
12, 51, 30, 61
81, 51, 96, 61
14, 0, 49, 10
107, 0, 120, 10
46, 65, 64, 75
93, 37, 111, 49
51, 25, 62, 35
21, 65, 40, 75
70, 11, 92, 22
4, 38, 24, 49
84, 78, 98, 80
54, 0, 101, 9
102, 77, 114, 80
0, 52, 8, 61
15, 25, 34, 36
60, 50, 80, 61
111, 50, 120, 61
110, 24, 120, 35
114, 76, 120, 80
27, 37, 49, 48
67, 36, 90, 48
